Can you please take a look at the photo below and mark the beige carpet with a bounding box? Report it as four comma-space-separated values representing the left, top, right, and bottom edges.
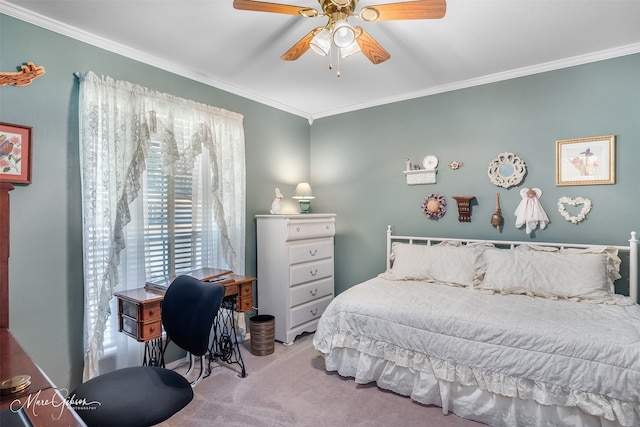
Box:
159, 333, 485, 427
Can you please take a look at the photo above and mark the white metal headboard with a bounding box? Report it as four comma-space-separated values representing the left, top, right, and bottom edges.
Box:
385, 225, 639, 304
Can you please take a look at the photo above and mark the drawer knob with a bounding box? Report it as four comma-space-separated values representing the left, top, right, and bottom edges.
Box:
309, 249, 317, 256
149, 326, 155, 333
149, 309, 154, 315
310, 308, 318, 316
309, 269, 318, 277
310, 288, 318, 296
296, 227, 301, 232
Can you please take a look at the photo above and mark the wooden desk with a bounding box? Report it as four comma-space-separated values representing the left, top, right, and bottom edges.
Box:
115, 274, 255, 342
1, 328, 86, 426
114, 273, 256, 376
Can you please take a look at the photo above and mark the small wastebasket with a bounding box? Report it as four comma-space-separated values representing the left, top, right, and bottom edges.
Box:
249, 314, 275, 356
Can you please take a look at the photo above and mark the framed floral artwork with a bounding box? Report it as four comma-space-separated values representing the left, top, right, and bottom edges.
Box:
0, 122, 32, 184
556, 135, 615, 186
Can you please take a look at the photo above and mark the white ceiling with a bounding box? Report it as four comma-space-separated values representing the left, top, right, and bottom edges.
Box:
2, 0, 640, 121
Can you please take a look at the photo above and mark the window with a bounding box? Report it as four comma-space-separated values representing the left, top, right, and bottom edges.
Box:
78, 71, 245, 379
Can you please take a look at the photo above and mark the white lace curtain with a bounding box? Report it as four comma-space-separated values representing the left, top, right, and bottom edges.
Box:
78, 71, 245, 380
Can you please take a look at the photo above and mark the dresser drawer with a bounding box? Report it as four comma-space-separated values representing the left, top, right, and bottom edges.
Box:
286, 218, 335, 241
290, 258, 333, 286
290, 277, 333, 307
289, 295, 332, 329
289, 239, 333, 265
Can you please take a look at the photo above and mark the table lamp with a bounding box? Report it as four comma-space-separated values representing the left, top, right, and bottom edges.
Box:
293, 183, 315, 214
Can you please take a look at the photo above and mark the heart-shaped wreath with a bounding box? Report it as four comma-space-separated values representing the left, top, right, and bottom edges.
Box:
557, 196, 592, 224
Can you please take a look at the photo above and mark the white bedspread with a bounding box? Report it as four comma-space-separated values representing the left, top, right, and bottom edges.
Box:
313, 277, 640, 426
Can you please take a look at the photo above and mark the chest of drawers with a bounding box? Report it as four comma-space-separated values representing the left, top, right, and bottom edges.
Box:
256, 214, 336, 344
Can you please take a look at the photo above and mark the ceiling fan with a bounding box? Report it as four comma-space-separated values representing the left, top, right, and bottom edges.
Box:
233, 0, 446, 66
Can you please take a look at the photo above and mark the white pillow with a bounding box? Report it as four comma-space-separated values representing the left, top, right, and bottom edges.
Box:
560, 246, 621, 293
477, 245, 627, 304
379, 242, 483, 287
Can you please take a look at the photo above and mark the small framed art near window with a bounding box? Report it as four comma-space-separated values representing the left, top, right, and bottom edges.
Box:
556, 135, 615, 186
0, 122, 32, 185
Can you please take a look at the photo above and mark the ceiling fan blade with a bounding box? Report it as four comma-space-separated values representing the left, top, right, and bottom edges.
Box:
233, 0, 318, 17
281, 29, 320, 61
360, 0, 446, 22
355, 27, 390, 64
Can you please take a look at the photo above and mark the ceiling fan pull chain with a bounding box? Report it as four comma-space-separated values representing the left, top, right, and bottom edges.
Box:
328, 44, 334, 71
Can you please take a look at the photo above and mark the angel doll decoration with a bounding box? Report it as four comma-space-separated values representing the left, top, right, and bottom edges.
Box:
514, 188, 549, 235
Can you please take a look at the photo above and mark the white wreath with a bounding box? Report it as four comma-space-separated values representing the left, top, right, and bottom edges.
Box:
557, 196, 592, 224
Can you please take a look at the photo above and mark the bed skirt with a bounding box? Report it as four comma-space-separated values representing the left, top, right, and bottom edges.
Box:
317, 339, 634, 427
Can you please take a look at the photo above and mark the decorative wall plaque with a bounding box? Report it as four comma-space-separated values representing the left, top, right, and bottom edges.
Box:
452, 196, 475, 222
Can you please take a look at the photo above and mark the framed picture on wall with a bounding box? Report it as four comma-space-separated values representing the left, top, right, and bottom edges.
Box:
556, 135, 615, 186
0, 122, 32, 185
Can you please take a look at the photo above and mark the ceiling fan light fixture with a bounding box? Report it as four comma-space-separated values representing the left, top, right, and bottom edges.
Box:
332, 19, 355, 48
340, 41, 361, 58
310, 28, 332, 56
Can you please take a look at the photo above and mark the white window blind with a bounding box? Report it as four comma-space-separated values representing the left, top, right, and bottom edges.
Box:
144, 138, 204, 281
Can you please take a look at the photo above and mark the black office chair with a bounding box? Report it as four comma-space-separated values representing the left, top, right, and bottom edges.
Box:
71, 275, 225, 427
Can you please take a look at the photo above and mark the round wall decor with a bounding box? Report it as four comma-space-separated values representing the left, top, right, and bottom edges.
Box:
487, 152, 527, 188
421, 194, 446, 220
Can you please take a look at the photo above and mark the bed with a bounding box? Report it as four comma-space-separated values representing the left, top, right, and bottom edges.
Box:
313, 226, 639, 427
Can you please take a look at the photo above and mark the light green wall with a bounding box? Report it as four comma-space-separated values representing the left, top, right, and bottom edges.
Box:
0, 14, 309, 390
310, 54, 640, 294
2, 13, 639, 392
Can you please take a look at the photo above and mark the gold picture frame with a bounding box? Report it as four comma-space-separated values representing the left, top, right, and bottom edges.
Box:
556, 135, 615, 186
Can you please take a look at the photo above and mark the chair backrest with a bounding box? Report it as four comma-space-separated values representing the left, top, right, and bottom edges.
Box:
161, 275, 225, 356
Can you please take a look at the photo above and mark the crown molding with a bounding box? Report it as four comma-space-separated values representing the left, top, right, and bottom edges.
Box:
311, 42, 640, 119
0, 1, 309, 119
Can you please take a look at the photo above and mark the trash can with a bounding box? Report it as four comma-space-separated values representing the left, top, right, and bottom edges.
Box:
249, 314, 275, 356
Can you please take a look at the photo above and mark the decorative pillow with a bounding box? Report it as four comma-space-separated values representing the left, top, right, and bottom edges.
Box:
379, 242, 484, 287
560, 246, 621, 292
477, 245, 628, 304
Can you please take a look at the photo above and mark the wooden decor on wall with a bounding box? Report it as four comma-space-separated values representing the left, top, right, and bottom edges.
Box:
0, 62, 46, 87
452, 196, 475, 222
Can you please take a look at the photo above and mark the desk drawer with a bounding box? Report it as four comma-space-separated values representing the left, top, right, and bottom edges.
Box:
238, 295, 253, 312
290, 259, 333, 287
290, 277, 333, 307
121, 300, 161, 322
289, 295, 332, 329
289, 239, 333, 265
120, 316, 162, 342
239, 282, 252, 297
